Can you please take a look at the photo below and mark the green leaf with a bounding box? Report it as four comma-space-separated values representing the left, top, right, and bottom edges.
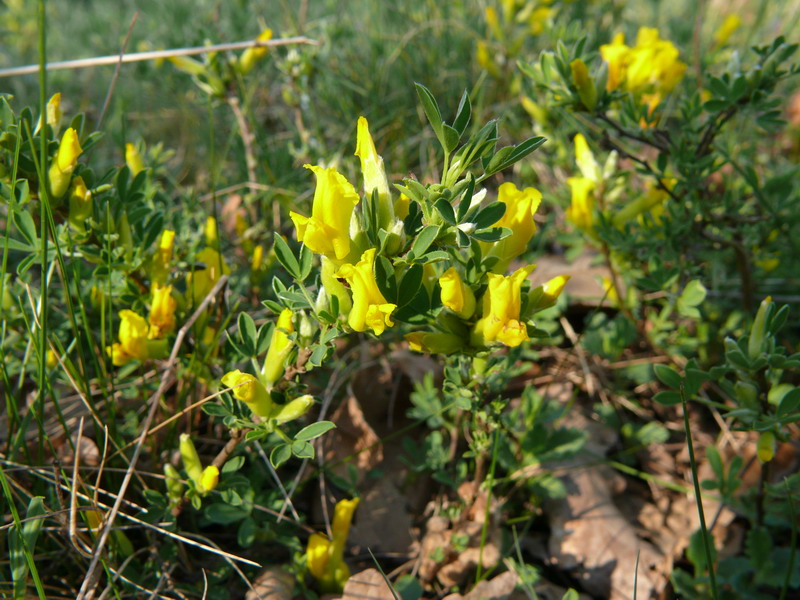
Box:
273, 235, 300, 279
237, 516, 256, 547
295, 421, 336, 442
221, 455, 245, 474
398, 264, 423, 306
12, 209, 37, 247
433, 198, 456, 225
10, 496, 46, 600
653, 364, 682, 389
202, 403, 229, 418
298, 244, 314, 282
410, 225, 440, 258
395, 575, 424, 600
452, 90, 471, 135
677, 280, 707, 318
375, 255, 397, 303
415, 83, 444, 141
204, 503, 249, 525
484, 136, 546, 176
442, 124, 460, 154
291, 440, 315, 459
472, 201, 506, 229
471, 227, 510, 242
238, 312, 257, 354
270, 444, 291, 468
777, 388, 800, 417
457, 174, 476, 222
653, 391, 682, 406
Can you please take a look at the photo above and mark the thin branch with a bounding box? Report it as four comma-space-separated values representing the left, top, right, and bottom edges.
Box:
0, 37, 318, 78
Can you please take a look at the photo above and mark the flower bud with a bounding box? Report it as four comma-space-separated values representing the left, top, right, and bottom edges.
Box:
204, 216, 218, 248
49, 128, 83, 199
221, 370, 273, 417
757, 431, 776, 463
405, 331, 464, 355
179, 433, 204, 488
68, 177, 92, 233
200, 465, 220, 493
748, 296, 772, 359
527, 274, 570, 313
271, 394, 314, 424
262, 309, 295, 386
239, 28, 273, 75
125, 143, 145, 176
164, 463, 185, 504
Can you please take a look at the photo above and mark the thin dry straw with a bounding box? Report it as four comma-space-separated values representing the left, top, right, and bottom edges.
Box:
0, 37, 318, 78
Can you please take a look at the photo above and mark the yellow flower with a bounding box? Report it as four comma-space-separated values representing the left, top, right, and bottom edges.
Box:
394, 193, 411, 221
600, 33, 630, 91
200, 465, 220, 493
47, 92, 62, 131
714, 14, 742, 48
68, 176, 92, 233
335, 248, 396, 335
528, 7, 551, 35
239, 27, 273, 75
151, 229, 175, 285
148, 284, 177, 339
355, 117, 393, 229
566, 177, 595, 233
262, 308, 295, 385
221, 369, 273, 417
306, 498, 360, 593
440, 267, 476, 319
472, 265, 535, 347
290, 165, 359, 261
108, 310, 167, 366
482, 182, 542, 273
125, 143, 144, 176
570, 58, 597, 111
573, 133, 600, 182
49, 127, 83, 199
405, 331, 464, 354
251, 245, 264, 272
188, 247, 230, 305
204, 216, 218, 248
476, 40, 500, 78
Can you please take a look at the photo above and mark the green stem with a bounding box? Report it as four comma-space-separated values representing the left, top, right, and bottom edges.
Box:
681, 383, 719, 599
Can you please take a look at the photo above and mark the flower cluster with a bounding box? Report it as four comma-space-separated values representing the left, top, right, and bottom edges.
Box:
601, 27, 687, 110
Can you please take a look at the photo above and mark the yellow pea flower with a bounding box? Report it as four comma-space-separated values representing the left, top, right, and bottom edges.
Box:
355, 116, 393, 229
476, 40, 500, 78
251, 245, 264, 272
570, 58, 597, 111
482, 182, 542, 273
148, 284, 177, 339
290, 165, 359, 261
440, 267, 476, 319
472, 265, 535, 347
262, 308, 295, 385
239, 27, 273, 75
151, 229, 175, 285
600, 33, 631, 92
108, 310, 167, 366
566, 177, 595, 234
306, 498, 360, 593
405, 331, 464, 355
335, 248, 396, 335
220, 369, 273, 417
46, 349, 58, 369
394, 193, 411, 221
49, 127, 83, 199
68, 176, 92, 233
187, 247, 230, 305
714, 14, 742, 48
125, 143, 144, 176
528, 7, 551, 35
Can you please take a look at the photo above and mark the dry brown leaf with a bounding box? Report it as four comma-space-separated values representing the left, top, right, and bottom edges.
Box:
442, 571, 518, 600
320, 395, 384, 484
341, 568, 396, 600
244, 566, 294, 600
350, 476, 414, 554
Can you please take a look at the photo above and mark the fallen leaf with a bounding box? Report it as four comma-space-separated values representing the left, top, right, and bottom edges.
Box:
320, 395, 384, 484
342, 568, 396, 600
244, 566, 294, 600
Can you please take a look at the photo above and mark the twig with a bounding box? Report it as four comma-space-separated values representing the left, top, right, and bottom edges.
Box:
227, 94, 259, 205
76, 275, 229, 600
96, 13, 138, 133
0, 38, 318, 78
597, 113, 668, 152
